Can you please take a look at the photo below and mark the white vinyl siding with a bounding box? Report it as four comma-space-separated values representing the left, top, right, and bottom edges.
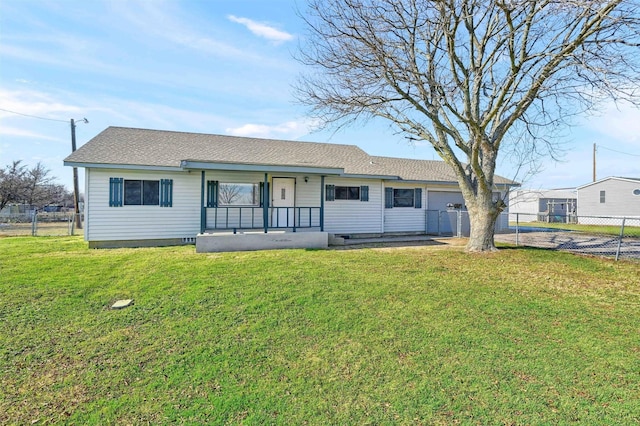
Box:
383, 183, 426, 233
85, 168, 201, 241
324, 177, 382, 234
290, 175, 321, 228
578, 178, 640, 219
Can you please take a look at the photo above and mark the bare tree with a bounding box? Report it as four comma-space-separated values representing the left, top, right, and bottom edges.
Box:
0, 161, 60, 211
22, 162, 54, 208
218, 184, 243, 205
296, 0, 640, 251
0, 161, 28, 211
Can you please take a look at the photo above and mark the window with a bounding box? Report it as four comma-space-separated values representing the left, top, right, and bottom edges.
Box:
335, 186, 360, 200
125, 180, 159, 205
393, 188, 414, 207
600, 190, 606, 203
633, 189, 640, 196
385, 187, 422, 208
325, 185, 369, 202
218, 183, 259, 206
109, 178, 172, 207
208, 181, 263, 207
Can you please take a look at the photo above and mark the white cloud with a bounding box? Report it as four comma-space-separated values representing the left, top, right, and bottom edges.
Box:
226, 120, 310, 139
227, 15, 294, 44
111, 2, 257, 60
0, 125, 65, 143
0, 88, 82, 118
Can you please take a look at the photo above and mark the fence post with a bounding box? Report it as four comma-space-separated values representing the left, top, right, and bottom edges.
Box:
615, 217, 626, 261
70, 213, 76, 236
424, 209, 428, 234
515, 213, 519, 246
31, 212, 37, 236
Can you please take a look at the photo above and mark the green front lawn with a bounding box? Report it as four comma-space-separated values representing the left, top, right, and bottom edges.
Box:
1, 237, 639, 424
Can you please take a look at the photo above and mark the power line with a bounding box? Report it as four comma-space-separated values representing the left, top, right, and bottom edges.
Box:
0, 107, 68, 123
597, 144, 640, 157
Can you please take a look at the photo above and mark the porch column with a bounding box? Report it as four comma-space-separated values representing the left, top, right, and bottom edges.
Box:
263, 173, 269, 233
320, 175, 325, 232
200, 171, 206, 233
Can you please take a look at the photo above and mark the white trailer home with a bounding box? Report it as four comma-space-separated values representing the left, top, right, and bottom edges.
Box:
64, 127, 516, 250
576, 177, 640, 225
508, 189, 577, 222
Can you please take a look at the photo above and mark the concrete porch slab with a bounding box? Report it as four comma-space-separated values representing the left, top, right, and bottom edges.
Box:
196, 231, 328, 253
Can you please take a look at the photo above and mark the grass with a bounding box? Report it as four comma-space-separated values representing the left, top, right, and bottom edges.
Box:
1, 236, 639, 424
511, 221, 640, 237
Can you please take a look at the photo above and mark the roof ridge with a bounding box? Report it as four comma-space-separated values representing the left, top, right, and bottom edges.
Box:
105, 126, 369, 152
370, 155, 448, 164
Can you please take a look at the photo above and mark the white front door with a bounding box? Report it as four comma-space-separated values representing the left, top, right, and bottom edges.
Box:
271, 178, 295, 228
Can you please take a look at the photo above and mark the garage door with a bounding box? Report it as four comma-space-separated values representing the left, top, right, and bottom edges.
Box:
427, 191, 467, 236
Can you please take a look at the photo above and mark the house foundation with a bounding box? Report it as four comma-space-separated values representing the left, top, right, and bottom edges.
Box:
196, 230, 328, 253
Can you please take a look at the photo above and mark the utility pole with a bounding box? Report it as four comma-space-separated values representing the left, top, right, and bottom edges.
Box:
70, 118, 88, 229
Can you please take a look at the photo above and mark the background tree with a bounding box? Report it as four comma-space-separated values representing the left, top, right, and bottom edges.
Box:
0, 161, 28, 211
296, 0, 640, 252
0, 161, 69, 211
22, 162, 55, 208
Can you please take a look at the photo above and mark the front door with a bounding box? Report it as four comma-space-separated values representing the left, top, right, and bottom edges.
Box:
271, 178, 295, 228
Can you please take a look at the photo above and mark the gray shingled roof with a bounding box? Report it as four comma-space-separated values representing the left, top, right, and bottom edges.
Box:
64, 126, 515, 185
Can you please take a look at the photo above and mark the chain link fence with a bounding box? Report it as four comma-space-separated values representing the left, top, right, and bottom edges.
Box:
425, 210, 638, 261
2, 208, 637, 260
495, 213, 640, 261
0, 212, 83, 237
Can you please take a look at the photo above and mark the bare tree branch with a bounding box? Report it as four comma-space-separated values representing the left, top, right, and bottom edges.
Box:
295, 0, 640, 251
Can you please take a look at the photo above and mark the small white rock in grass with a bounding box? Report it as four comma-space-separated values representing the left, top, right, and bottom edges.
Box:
111, 299, 134, 309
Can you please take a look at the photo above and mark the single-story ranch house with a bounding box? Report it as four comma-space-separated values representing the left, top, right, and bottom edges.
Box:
64, 127, 516, 250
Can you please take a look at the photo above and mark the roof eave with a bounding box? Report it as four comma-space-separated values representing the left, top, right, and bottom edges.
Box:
577, 176, 640, 189
64, 161, 182, 172
341, 173, 401, 180
382, 178, 518, 187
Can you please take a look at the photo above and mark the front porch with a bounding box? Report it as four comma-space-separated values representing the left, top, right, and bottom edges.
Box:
198, 171, 328, 235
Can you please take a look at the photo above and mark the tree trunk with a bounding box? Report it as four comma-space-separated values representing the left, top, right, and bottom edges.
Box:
467, 207, 500, 252
464, 188, 503, 252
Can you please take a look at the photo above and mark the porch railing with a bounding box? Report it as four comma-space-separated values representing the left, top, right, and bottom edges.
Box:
204, 206, 321, 233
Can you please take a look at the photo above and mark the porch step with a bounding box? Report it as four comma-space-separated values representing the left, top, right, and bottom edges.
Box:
331, 234, 438, 246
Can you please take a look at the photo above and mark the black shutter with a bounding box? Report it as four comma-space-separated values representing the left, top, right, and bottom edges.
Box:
160, 179, 173, 207
207, 180, 218, 207
414, 188, 422, 209
109, 177, 123, 207
385, 187, 393, 208
326, 184, 335, 201
360, 185, 369, 202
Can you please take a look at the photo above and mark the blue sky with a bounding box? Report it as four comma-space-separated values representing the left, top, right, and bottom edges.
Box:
1, 0, 639, 191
